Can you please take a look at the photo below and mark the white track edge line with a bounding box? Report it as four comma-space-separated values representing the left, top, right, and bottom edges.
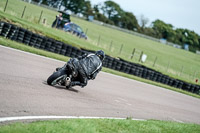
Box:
0, 116, 146, 122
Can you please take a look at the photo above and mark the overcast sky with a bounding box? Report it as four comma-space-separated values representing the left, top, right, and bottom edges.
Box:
90, 0, 200, 35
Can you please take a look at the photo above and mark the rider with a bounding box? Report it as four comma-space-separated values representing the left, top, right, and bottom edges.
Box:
66, 50, 105, 88
52, 13, 63, 28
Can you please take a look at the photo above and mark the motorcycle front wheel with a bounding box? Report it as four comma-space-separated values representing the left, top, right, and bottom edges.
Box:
47, 70, 67, 86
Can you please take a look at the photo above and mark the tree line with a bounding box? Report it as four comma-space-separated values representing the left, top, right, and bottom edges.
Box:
33, 0, 200, 52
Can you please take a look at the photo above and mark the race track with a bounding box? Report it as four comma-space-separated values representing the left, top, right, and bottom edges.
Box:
0, 45, 200, 124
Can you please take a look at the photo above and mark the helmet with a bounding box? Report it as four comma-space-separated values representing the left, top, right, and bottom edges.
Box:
95, 50, 105, 61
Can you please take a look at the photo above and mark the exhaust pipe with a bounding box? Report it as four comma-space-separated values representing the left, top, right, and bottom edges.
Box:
65, 77, 71, 86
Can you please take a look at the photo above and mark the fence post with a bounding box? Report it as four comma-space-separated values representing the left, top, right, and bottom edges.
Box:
119, 44, 123, 55
42, 18, 47, 25
4, 0, 9, 12
109, 40, 113, 51
179, 66, 184, 76
38, 10, 43, 24
97, 35, 101, 46
153, 56, 157, 67
21, 6, 26, 18
166, 61, 171, 72
139, 51, 143, 62
130, 48, 135, 59
193, 71, 197, 79
189, 67, 193, 78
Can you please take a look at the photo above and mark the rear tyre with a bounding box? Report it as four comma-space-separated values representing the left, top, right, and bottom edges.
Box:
47, 70, 66, 86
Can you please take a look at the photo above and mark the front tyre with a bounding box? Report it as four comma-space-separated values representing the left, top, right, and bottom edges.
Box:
47, 70, 66, 86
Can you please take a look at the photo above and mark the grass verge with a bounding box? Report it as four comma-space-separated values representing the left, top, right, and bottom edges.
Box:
0, 119, 200, 133
0, 37, 200, 99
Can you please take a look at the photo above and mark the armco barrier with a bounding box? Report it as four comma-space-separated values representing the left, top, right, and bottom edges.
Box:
168, 79, 174, 86
194, 86, 200, 94
11, 27, 19, 41
1, 22, 11, 37
0, 21, 200, 95
35, 35, 44, 49
23, 31, 32, 45
17, 28, 26, 42
0, 22, 4, 35
7, 25, 18, 39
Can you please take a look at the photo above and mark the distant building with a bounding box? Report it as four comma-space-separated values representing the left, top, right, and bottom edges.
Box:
196, 50, 200, 54
184, 44, 189, 51
88, 16, 94, 21
160, 38, 167, 44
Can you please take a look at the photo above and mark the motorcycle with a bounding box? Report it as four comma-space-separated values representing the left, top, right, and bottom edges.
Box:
47, 59, 78, 88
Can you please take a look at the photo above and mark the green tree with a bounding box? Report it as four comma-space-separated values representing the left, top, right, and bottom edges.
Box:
184, 30, 199, 46
94, 12, 114, 25
142, 27, 157, 37
32, 0, 41, 2
38, 0, 62, 8
63, 0, 85, 14
93, 3, 114, 25
175, 29, 199, 47
120, 12, 139, 31
138, 14, 149, 32
93, 4, 100, 13
152, 19, 175, 40
82, 1, 94, 18
101, 0, 122, 19
100, 1, 139, 30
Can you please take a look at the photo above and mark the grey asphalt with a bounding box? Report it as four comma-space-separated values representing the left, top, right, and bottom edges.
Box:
0, 45, 200, 124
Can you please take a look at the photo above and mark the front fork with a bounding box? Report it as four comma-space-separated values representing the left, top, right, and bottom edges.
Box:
56, 63, 73, 86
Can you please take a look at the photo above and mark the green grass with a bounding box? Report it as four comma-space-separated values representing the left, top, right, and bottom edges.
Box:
0, 0, 200, 84
0, 119, 200, 133
1, 37, 200, 99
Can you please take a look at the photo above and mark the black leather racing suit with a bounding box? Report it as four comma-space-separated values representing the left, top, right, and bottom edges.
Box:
69, 53, 102, 87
